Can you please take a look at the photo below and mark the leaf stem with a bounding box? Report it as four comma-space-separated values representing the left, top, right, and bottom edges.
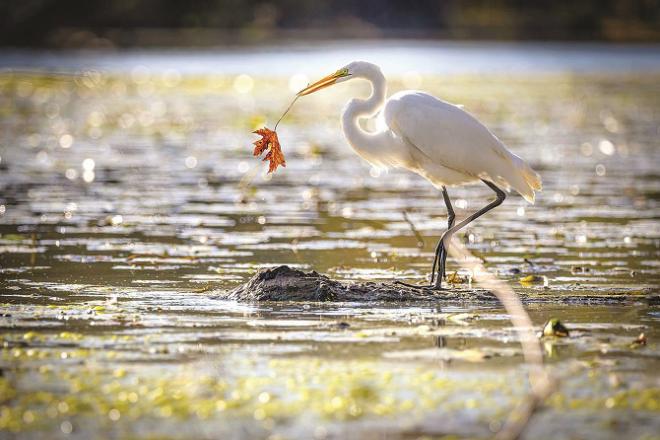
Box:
274, 95, 300, 131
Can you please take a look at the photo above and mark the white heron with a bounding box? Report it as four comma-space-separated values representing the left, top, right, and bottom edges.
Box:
297, 61, 542, 289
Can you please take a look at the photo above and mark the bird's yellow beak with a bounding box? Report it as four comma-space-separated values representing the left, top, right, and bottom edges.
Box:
297, 68, 350, 96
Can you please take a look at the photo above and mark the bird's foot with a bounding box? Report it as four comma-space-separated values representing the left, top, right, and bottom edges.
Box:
394, 280, 444, 291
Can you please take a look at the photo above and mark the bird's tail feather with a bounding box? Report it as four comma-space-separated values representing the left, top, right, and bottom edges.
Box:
485, 135, 543, 204
508, 155, 542, 204
522, 164, 542, 192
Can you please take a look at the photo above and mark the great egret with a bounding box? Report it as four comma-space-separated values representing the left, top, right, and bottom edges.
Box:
297, 61, 542, 289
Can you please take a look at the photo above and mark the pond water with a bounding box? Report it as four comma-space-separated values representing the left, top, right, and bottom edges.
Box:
0, 42, 659, 439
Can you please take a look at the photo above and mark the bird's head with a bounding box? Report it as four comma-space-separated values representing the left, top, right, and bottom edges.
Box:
297, 61, 380, 96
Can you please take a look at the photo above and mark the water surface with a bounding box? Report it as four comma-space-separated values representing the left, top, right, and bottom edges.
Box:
0, 43, 659, 439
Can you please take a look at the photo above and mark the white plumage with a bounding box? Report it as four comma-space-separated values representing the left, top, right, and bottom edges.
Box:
385, 91, 541, 202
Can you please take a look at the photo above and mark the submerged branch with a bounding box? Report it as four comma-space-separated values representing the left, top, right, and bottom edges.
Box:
402, 211, 425, 248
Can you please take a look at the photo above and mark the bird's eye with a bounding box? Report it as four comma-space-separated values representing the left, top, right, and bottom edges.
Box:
336, 68, 350, 77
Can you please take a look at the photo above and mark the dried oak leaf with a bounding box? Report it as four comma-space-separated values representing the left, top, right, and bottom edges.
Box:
252, 127, 286, 173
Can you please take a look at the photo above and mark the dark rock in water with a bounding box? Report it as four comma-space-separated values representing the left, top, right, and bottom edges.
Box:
220, 265, 495, 302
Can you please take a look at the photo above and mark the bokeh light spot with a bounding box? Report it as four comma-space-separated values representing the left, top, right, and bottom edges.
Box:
234, 74, 254, 94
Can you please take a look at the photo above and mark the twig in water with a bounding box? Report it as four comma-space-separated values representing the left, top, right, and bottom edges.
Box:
523, 258, 536, 267
402, 211, 425, 248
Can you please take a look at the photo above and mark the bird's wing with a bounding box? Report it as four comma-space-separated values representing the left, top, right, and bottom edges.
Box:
384, 91, 541, 202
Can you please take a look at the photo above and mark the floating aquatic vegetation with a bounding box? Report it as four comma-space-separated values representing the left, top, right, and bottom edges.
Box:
383, 347, 521, 362
542, 318, 570, 337
519, 275, 547, 286
446, 271, 469, 284
630, 333, 647, 348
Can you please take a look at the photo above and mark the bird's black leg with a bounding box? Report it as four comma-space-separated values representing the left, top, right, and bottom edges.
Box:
437, 186, 456, 282
432, 180, 506, 289
396, 186, 455, 290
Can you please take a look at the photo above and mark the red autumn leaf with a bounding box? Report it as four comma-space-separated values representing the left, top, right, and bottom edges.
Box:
252, 127, 286, 173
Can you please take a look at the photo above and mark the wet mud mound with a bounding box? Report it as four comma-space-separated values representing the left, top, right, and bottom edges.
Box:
218, 265, 659, 303
221, 265, 492, 302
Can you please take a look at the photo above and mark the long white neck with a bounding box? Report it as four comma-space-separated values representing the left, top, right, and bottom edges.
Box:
341, 68, 388, 160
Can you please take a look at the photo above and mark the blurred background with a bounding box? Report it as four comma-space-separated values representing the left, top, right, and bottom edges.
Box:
2, 0, 660, 48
